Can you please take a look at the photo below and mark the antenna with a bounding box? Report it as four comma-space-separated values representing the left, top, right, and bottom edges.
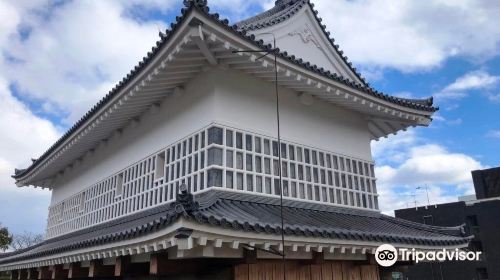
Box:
416, 185, 430, 206
401, 193, 417, 209
232, 32, 287, 280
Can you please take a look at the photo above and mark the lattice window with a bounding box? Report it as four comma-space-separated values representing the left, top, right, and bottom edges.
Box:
46, 124, 378, 238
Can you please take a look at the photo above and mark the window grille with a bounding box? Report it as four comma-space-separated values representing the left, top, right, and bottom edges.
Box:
46, 124, 378, 238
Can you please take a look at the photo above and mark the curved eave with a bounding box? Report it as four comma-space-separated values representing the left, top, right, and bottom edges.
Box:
13, 4, 437, 187
0, 189, 471, 270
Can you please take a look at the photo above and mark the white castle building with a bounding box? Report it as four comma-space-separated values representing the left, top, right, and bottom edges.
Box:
1, 1, 470, 279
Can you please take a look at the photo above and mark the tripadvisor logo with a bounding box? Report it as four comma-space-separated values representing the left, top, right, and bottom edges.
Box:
374, 244, 482, 267
375, 244, 398, 267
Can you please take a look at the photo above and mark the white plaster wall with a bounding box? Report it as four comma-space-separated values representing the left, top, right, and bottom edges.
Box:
50, 67, 372, 205
212, 68, 372, 161
50, 71, 217, 204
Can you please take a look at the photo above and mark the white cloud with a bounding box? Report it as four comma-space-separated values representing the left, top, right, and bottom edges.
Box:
358, 67, 384, 82
0, 79, 60, 167
210, 0, 274, 20
391, 92, 415, 99
435, 70, 500, 101
118, 0, 177, 12
432, 113, 446, 122
372, 131, 484, 214
378, 144, 482, 186
0, 77, 59, 234
0, 0, 170, 124
0, 1, 20, 46
431, 113, 462, 126
372, 130, 418, 165
447, 118, 463, 125
0, 0, 49, 43
487, 130, 500, 138
434, 90, 469, 100
313, 0, 500, 71
443, 70, 500, 92
487, 93, 500, 102
377, 183, 460, 215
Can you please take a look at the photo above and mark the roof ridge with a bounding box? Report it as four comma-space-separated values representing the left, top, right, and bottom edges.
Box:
195, 189, 470, 238
380, 215, 467, 237
236, 0, 305, 28
195, 189, 381, 217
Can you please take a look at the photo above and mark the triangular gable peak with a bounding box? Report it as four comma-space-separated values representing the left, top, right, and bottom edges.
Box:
237, 0, 363, 85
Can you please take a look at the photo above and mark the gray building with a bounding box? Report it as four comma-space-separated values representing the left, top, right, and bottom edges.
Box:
395, 167, 500, 280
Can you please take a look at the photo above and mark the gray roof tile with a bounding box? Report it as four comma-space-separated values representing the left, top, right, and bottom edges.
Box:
0, 189, 471, 265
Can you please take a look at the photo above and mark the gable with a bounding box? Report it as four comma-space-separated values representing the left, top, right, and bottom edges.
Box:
244, 4, 363, 84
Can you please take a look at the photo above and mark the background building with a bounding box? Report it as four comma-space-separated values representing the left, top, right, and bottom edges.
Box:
395, 167, 500, 280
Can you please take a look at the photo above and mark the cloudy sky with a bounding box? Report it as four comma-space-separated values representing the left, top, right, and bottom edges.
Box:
0, 0, 498, 235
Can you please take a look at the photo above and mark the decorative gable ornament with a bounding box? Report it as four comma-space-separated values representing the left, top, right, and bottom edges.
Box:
288, 24, 322, 49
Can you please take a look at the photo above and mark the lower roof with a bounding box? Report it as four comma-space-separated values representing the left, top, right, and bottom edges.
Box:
0, 189, 471, 266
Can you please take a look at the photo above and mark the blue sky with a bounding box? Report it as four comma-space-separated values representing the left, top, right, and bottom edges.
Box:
373, 57, 500, 165
0, 0, 499, 235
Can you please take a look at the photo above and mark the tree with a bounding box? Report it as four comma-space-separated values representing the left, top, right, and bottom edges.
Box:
10, 232, 44, 251
0, 224, 12, 252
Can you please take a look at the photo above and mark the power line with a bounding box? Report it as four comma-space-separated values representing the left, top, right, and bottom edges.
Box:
232, 32, 287, 280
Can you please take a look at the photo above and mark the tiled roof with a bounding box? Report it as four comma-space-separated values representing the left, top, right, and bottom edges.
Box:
0, 189, 471, 265
194, 190, 469, 245
13, 0, 437, 181
237, 0, 306, 31
0, 196, 186, 265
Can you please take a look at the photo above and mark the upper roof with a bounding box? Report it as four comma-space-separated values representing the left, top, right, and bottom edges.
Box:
0, 189, 470, 267
13, 0, 437, 186
237, 0, 308, 30
236, 0, 437, 111
237, 0, 368, 85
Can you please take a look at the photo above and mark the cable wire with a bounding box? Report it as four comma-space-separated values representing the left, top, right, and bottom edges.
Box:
232, 33, 287, 280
